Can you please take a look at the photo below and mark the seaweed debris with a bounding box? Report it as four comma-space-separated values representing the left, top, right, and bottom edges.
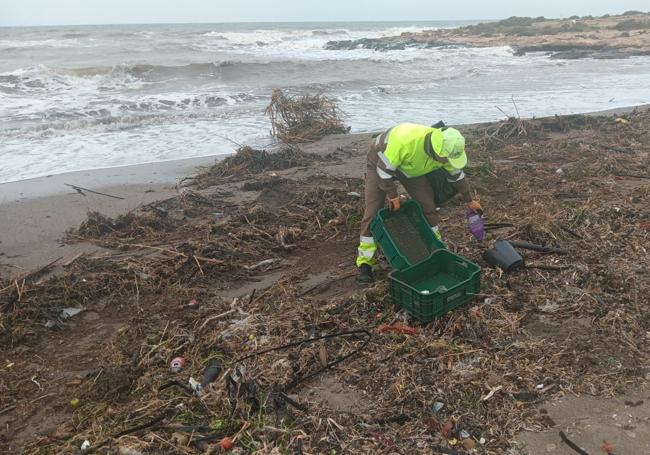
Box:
196, 145, 322, 188
1, 108, 649, 454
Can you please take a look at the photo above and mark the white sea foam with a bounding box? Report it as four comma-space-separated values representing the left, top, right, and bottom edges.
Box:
2, 22, 650, 183
0, 38, 85, 48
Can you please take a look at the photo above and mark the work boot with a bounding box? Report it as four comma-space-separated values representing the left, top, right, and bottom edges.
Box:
357, 264, 374, 283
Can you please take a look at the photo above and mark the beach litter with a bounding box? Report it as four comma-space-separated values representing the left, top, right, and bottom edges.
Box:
60, 307, 83, 319
376, 323, 419, 336
1, 107, 649, 454
201, 361, 222, 388
170, 357, 185, 373
432, 401, 445, 414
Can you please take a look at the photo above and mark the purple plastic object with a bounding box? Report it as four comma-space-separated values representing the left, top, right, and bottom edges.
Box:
466, 209, 485, 242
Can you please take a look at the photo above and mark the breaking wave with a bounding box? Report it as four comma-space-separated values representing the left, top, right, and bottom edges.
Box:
312, 30, 349, 36
4, 21, 650, 183
0, 58, 400, 95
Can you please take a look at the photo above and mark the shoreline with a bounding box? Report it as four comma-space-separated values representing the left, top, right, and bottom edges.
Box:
1, 100, 649, 454
0, 156, 218, 273
0, 103, 647, 275
0, 155, 220, 202
3, 103, 648, 194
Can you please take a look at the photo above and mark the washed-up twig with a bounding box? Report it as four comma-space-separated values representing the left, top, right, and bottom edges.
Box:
279, 392, 308, 412
0, 404, 16, 415
194, 255, 226, 265
27, 256, 63, 280
198, 309, 236, 331
214, 133, 244, 148
115, 408, 177, 437
236, 330, 370, 363
2, 257, 63, 300
243, 216, 275, 239
373, 414, 410, 425
495, 106, 511, 119
158, 380, 194, 395
553, 192, 589, 199
614, 172, 650, 179
158, 424, 215, 434
510, 241, 568, 255
236, 329, 371, 391
481, 385, 503, 401
193, 255, 205, 276
433, 445, 466, 455
525, 264, 571, 271
484, 223, 515, 230
559, 431, 590, 455
64, 183, 125, 200
117, 242, 186, 257
83, 410, 179, 454
244, 258, 282, 271
377, 324, 419, 336
62, 252, 84, 267
511, 95, 521, 119
556, 223, 584, 239
298, 270, 356, 296
588, 142, 635, 154
27, 392, 56, 404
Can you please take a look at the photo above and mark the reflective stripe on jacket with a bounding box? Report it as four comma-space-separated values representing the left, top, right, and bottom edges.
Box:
382, 123, 462, 178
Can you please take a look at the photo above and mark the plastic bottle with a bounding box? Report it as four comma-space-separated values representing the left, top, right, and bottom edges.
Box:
466, 209, 485, 242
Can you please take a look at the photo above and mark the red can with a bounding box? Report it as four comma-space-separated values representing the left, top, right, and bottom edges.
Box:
170, 357, 185, 373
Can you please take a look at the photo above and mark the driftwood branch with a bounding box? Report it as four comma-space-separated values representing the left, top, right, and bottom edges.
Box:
64, 183, 125, 200
509, 241, 568, 255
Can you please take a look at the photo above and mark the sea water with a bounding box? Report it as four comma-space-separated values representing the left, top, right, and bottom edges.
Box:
1, 21, 650, 183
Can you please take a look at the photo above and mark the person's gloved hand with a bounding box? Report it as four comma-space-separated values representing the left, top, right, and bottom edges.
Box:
388, 197, 401, 212
468, 200, 483, 214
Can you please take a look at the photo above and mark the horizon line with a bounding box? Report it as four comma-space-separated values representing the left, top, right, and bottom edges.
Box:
0, 18, 495, 28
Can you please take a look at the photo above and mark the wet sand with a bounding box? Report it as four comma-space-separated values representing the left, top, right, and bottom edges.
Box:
1, 104, 647, 276
0, 157, 216, 273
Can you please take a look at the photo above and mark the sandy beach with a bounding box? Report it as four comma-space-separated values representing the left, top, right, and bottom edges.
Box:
1, 104, 643, 275
1, 103, 650, 454
0, 156, 218, 273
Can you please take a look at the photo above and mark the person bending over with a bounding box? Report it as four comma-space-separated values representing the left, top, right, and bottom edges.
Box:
356, 123, 482, 283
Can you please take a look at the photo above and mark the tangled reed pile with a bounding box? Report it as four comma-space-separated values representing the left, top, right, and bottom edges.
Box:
199, 145, 313, 182
265, 89, 349, 144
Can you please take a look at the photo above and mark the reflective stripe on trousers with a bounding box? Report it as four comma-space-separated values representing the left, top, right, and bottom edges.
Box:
356, 235, 377, 267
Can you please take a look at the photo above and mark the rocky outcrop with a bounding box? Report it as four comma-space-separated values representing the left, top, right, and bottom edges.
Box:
324, 13, 650, 60
512, 43, 650, 59
324, 38, 459, 51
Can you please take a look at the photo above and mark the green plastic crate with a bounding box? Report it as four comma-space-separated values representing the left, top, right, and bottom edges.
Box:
369, 200, 446, 271
389, 250, 481, 321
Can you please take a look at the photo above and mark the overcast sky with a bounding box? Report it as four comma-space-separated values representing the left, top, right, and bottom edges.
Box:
1, 0, 648, 26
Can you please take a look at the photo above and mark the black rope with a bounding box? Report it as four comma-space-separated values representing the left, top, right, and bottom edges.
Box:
115, 408, 178, 437
236, 329, 371, 363
285, 330, 371, 390
559, 431, 590, 455
158, 380, 194, 395
235, 329, 371, 392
